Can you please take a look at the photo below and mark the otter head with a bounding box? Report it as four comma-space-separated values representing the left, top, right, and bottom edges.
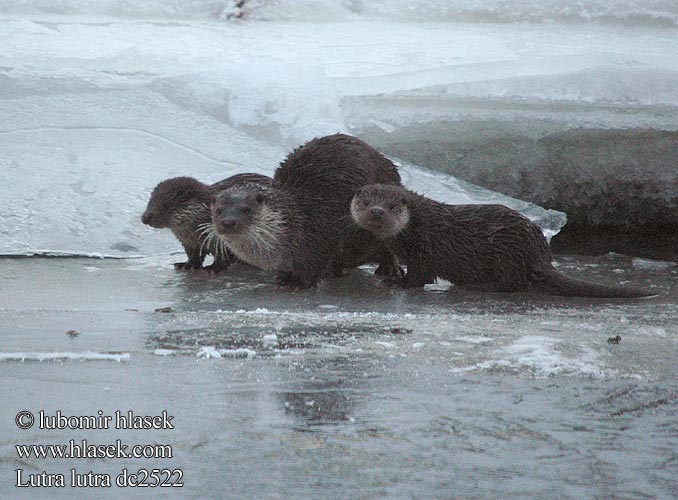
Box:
210, 184, 272, 236
209, 184, 285, 269
351, 184, 410, 240
142, 177, 209, 228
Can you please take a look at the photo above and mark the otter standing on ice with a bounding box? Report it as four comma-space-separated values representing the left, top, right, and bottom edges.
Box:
350, 184, 653, 298
142, 173, 270, 271
209, 134, 402, 288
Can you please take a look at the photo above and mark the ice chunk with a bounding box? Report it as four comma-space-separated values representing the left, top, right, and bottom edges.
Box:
0, 351, 130, 362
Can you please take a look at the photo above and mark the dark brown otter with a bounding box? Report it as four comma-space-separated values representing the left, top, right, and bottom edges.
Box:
209, 134, 402, 288
142, 173, 270, 271
350, 184, 654, 298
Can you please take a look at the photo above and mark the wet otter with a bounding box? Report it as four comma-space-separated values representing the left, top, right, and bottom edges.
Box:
209, 134, 402, 288
142, 173, 270, 271
350, 184, 653, 298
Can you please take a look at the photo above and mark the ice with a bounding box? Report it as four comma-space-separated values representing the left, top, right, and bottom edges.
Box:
196, 346, 222, 359
3, 1, 677, 257
2, 1, 675, 26
632, 258, 675, 270
262, 333, 278, 346
153, 349, 175, 356
451, 335, 606, 377
0, 352, 130, 362
196, 346, 257, 359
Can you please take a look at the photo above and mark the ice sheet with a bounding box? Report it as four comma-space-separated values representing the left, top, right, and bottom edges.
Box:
2, 4, 677, 257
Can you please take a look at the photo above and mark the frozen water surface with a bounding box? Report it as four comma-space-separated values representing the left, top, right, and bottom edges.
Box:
0, 257, 677, 499
1, 1, 678, 498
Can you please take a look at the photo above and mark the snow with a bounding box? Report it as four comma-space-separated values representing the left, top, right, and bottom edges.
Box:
450, 335, 605, 377
0, 351, 130, 362
196, 346, 257, 359
2, 1, 676, 257
2, 1, 676, 26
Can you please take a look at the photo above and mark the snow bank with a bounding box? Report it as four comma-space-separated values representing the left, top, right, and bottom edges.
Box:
2, 0, 677, 26
2, 4, 675, 257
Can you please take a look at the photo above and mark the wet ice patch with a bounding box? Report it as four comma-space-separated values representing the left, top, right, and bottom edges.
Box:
504, 336, 602, 376
634, 326, 668, 337
451, 336, 605, 378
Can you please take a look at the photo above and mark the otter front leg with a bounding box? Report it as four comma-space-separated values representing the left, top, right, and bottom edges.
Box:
401, 260, 436, 288
374, 249, 404, 279
174, 244, 204, 270
203, 250, 236, 273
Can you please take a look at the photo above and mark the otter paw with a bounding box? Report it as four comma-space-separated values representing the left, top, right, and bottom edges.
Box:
375, 262, 405, 279
203, 263, 229, 274
173, 261, 201, 270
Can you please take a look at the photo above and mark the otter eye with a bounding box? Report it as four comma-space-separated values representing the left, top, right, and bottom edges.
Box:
255, 193, 265, 204
360, 198, 369, 207
241, 205, 252, 215
388, 203, 397, 211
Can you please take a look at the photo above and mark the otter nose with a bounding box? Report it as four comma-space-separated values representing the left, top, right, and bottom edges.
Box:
141, 212, 151, 225
367, 206, 387, 220
217, 217, 239, 233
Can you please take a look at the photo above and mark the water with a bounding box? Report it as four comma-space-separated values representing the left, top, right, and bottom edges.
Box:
0, 256, 676, 499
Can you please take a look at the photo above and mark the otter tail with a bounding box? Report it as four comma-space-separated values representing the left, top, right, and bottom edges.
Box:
535, 268, 655, 298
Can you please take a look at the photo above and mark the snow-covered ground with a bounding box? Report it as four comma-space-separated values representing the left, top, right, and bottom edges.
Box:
3, 0, 677, 257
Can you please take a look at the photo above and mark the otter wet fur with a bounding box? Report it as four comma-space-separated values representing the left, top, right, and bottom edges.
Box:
142, 173, 270, 271
209, 134, 402, 288
350, 184, 653, 298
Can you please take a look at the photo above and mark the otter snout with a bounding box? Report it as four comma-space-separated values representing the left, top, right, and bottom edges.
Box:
211, 202, 248, 235
141, 210, 162, 228
366, 206, 387, 222
216, 217, 241, 234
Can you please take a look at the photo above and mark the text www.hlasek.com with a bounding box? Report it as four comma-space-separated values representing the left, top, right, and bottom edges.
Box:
16, 440, 172, 460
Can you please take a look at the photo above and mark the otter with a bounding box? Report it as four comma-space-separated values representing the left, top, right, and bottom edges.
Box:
208, 134, 402, 288
141, 173, 270, 271
350, 184, 653, 298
